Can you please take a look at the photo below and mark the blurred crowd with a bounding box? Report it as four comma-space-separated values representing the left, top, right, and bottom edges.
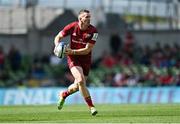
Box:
0, 32, 179, 88
92, 32, 180, 87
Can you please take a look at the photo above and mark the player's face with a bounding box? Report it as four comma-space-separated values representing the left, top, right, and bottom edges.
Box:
80, 13, 91, 26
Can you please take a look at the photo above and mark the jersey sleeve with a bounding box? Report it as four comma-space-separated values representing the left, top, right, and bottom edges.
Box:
88, 28, 98, 44
60, 22, 77, 37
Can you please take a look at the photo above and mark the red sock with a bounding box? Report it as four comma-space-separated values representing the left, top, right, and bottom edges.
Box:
62, 90, 70, 99
85, 96, 94, 108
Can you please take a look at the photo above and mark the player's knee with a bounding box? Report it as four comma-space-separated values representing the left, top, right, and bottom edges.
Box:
78, 81, 85, 87
76, 75, 85, 84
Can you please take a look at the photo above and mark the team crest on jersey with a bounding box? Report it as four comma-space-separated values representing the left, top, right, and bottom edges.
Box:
72, 32, 77, 36
84, 33, 91, 39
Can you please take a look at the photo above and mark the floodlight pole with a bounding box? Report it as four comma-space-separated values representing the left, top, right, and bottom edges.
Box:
173, 0, 179, 29
146, 0, 151, 16
166, 0, 173, 29
127, 0, 132, 13
26, 0, 42, 56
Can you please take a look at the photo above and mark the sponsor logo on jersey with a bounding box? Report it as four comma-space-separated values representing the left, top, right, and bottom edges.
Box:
92, 33, 98, 41
72, 39, 86, 45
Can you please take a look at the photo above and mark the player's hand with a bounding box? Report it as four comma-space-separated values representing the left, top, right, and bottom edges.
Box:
53, 41, 60, 55
64, 45, 74, 55
53, 45, 58, 56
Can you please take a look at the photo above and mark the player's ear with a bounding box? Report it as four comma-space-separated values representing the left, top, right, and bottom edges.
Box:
79, 17, 82, 22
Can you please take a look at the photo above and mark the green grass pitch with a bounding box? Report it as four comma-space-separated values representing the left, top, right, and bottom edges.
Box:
0, 104, 180, 123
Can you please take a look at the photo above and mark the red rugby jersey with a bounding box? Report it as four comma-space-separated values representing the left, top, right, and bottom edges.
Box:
60, 21, 98, 62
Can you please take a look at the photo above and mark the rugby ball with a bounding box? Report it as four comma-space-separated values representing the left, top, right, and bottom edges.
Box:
54, 42, 66, 58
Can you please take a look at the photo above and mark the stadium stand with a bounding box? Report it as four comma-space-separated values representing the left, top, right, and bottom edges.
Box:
0, 0, 180, 88
41, 9, 77, 35
0, 35, 179, 87
105, 13, 127, 31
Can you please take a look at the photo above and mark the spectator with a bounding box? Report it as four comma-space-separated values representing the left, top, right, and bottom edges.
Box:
0, 46, 5, 70
100, 51, 118, 68
124, 31, 135, 55
109, 33, 122, 55
102, 73, 115, 86
158, 68, 175, 86
7, 45, 22, 71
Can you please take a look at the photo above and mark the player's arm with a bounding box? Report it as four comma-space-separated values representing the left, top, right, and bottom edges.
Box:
54, 22, 76, 46
54, 31, 64, 46
65, 43, 94, 55
65, 31, 98, 55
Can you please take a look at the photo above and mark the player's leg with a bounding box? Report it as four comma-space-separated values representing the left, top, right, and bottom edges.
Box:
70, 66, 97, 115
60, 83, 79, 99
84, 76, 98, 116
57, 59, 80, 110
57, 83, 79, 110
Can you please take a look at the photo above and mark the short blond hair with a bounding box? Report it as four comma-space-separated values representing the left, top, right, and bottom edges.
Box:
78, 9, 90, 15
78, 9, 90, 20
